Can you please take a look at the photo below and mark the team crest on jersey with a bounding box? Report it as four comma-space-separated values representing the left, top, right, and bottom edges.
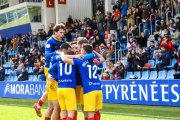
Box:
46, 44, 51, 48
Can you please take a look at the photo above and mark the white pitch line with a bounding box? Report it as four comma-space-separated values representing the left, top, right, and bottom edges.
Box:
101, 111, 180, 120
0, 103, 180, 120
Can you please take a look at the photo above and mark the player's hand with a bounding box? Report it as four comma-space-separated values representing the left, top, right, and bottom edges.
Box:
93, 59, 100, 66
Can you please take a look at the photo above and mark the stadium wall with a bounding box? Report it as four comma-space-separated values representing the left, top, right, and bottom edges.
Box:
0, 80, 180, 106
0, 23, 32, 38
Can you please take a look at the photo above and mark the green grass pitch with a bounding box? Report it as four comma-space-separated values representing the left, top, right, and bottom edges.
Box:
0, 98, 180, 120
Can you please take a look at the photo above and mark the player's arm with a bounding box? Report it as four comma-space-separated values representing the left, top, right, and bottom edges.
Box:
45, 41, 58, 59
93, 50, 105, 62
83, 53, 94, 60
61, 53, 75, 65
48, 63, 58, 80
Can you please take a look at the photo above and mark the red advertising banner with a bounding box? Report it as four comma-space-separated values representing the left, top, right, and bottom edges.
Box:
46, 0, 54, 8
58, 0, 66, 4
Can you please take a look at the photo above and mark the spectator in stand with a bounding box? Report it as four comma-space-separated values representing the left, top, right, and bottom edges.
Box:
127, 8, 135, 28
135, 48, 152, 69
120, 26, 128, 43
147, 41, 156, 59
127, 50, 138, 72
161, 34, 174, 52
10, 59, 25, 76
160, 19, 167, 30
114, 60, 125, 80
47, 24, 54, 38
174, 0, 180, 14
11, 37, 18, 50
127, 37, 137, 52
174, 47, 180, 71
168, 19, 176, 33
171, 27, 180, 45
161, 27, 170, 37
34, 58, 41, 75
96, 10, 104, 34
120, 1, 128, 17
103, 60, 115, 80
94, 45, 100, 54
85, 26, 93, 40
131, 25, 139, 38
18, 68, 28, 81
0, 65, 5, 81
5, 37, 12, 50
134, 7, 142, 25
156, 45, 172, 71
37, 61, 46, 81
109, 10, 120, 39
113, 1, 121, 12
65, 28, 72, 42
176, 17, 180, 31
137, 32, 147, 48
106, 40, 114, 60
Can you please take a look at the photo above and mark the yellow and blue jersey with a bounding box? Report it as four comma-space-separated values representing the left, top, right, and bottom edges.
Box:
73, 58, 101, 94
48, 61, 77, 88
45, 37, 62, 68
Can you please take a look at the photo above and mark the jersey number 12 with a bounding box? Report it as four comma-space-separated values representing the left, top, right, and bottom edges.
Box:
87, 65, 98, 79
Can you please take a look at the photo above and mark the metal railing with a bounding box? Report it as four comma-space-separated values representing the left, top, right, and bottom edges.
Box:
126, 31, 133, 43
139, 22, 144, 36
144, 29, 150, 37
114, 41, 121, 63
0, 55, 6, 66
150, 14, 156, 35
166, 11, 172, 24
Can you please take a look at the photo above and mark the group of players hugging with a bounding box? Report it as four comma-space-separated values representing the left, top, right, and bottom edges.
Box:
33, 23, 104, 120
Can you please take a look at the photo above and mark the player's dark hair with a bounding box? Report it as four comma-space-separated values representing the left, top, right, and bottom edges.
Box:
53, 24, 65, 33
77, 39, 89, 45
65, 50, 75, 55
83, 44, 93, 54
60, 43, 71, 50
83, 44, 94, 64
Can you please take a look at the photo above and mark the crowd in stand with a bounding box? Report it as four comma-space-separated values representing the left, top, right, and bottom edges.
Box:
0, 0, 180, 81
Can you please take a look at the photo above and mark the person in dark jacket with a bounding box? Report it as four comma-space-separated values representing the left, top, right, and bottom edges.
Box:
137, 32, 147, 48
0, 66, 5, 81
127, 50, 138, 71
156, 46, 171, 71
135, 48, 149, 67
18, 69, 28, 81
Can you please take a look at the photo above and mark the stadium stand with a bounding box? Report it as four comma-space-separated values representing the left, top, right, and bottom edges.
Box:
0, 0, 179, 81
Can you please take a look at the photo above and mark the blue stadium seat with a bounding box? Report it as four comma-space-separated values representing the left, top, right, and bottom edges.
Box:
33, 75, 38, 81
4, 62, 12, 69
28, 75, 33, 81
13, 76, 18, 81
134, 71, 141, 79
166, 70, 176, 79
166, 58, 177, 69
7, 75, 14, 81
28, 67, 34, 74
157, 70, 166, 79
5, 69, 11, 76
141, 71, 149, 79
144, 59, 155, 70
149, 71, 157, 79
125, 72, 133, 79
